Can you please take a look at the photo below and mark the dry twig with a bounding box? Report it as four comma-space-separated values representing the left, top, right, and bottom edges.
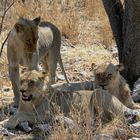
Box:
0, 0, 15, 35
0, 31, 10, 57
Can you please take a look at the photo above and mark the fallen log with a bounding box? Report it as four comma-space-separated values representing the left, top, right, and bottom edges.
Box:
51, 80, 95, 93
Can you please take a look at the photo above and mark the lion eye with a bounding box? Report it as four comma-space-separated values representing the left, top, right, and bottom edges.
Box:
28, 80, 35, 86
108, 74, 112, 78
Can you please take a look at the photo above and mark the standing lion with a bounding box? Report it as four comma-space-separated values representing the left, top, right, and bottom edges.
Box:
7, 17, 69, 105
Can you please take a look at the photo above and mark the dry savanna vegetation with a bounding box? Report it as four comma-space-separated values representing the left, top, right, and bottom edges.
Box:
1, 0, 113, 45
0, 0, 139, 140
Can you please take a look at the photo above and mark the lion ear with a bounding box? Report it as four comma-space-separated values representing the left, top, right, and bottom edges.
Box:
14, 23, 24, 33
116, 63, 124, 71
33, 16, 40, 26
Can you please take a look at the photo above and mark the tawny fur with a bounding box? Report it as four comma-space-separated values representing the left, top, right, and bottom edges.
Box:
1, 70, 54, 129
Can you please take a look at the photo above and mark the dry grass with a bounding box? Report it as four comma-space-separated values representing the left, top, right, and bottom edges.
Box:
96, 117, 140, 139
1, 0, 137, 139
1, 0, 113, 46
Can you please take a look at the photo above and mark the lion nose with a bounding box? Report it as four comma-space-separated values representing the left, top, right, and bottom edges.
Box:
100, 85, 106, 89
20, 89, 26, 93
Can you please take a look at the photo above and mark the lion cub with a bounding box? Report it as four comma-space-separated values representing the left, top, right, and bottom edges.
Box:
7, 17, 69, 105
94, 63, 140, 109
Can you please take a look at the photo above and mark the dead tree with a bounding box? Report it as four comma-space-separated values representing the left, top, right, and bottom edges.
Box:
0, 0, 15, 57
0, 0, 15, 35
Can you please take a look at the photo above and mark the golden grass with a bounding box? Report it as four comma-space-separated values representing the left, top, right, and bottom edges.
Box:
99, 117, 140, 139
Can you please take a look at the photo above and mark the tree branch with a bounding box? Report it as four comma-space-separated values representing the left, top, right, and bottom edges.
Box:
0, 0, 15, 35
0, 31, 10, 57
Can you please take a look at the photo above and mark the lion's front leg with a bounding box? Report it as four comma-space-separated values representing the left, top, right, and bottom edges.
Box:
8, 64, 20, 106
0, 112, 31, 129
7, 47, 20, 106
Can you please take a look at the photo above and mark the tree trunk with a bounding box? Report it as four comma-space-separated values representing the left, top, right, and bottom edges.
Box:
101, 0, 123, 62
122, 0, 140, 88
102, 0, 140, 88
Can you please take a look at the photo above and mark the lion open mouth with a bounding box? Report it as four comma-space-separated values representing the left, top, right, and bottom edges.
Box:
22, 93, 32, 101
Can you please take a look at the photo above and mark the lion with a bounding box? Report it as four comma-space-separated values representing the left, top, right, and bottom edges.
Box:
48, 87, 131, 124
7, 17, 69, 105
94, 63, 140, 109
1, 70, 54, 129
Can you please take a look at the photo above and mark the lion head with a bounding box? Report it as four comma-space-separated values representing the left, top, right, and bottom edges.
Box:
14, 17, 40, 52
19, 70, 47, 109
94, 63, 124, 89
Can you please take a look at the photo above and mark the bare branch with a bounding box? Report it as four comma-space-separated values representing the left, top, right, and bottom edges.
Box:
0, 31, 10, 57
0, 0, 15, 58
0, 0, 15, 35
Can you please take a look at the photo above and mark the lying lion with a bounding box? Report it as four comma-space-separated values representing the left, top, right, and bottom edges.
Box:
94, 63, 140, 109
50, 88, 131, 127
1, 70, 132, 129
1, 70, 55, 129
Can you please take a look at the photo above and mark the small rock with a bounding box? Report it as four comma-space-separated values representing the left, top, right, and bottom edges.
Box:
129, 138, 140, 140
132, 122, 140, 131
57, 74, 65, 81
125, 112, 137, 124
109, 47, 118, 58
55, 116, 76, 130
94, 134, 114, 140
64, 116, 76, 130
132, 78, 140, 102
4, 104, 17, 115
75, 0, 85, 8
125, 109, 140, 123
0, 127, 15, 136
